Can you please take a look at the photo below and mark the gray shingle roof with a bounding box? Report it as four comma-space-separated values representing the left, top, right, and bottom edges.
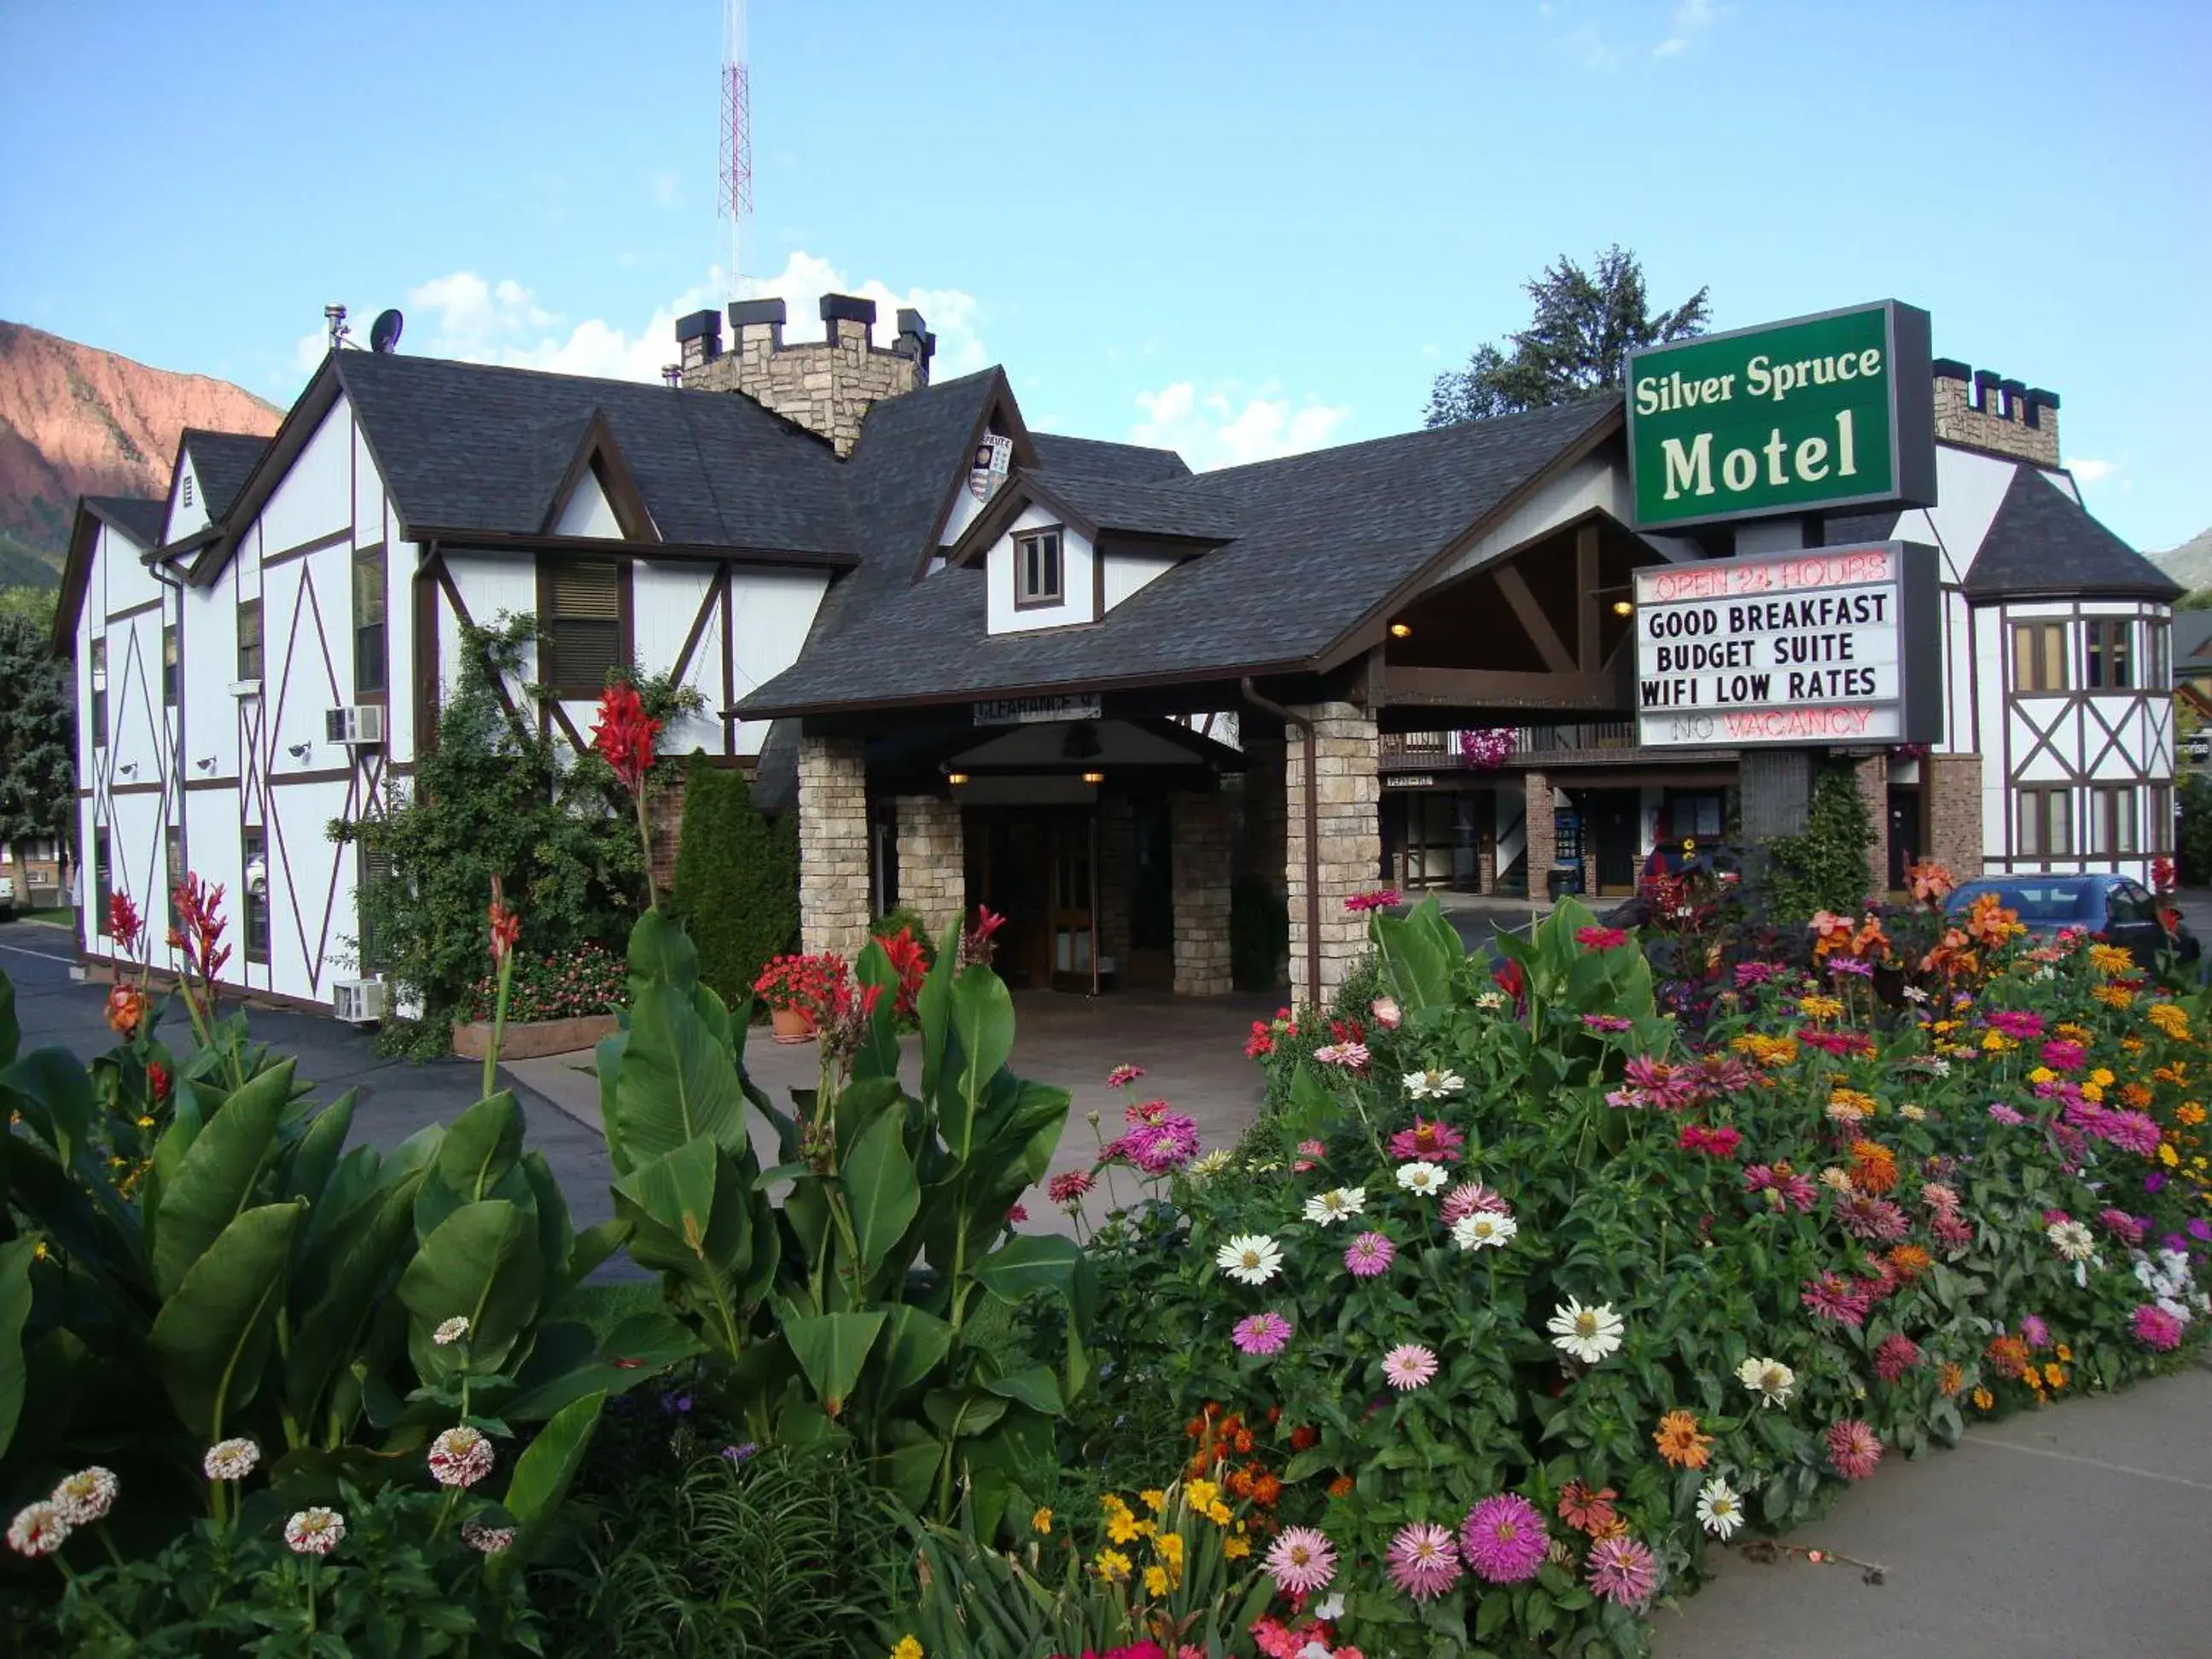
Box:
87, 495, 166, 547
1964, 466, 2180, 602
1028, 432, 1189, 484
741, 396, 1618, 713
332, 351, 854, 554
2172, 609, 2212, 664
180, 430, 270, 520
1026, 471, 1241, 543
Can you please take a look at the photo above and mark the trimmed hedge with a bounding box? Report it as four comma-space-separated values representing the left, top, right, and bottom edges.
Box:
669, 752, 799, 1013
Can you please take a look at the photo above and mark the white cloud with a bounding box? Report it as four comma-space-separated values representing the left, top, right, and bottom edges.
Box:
1130, 381, 1351, 471
1564, 23, 1614, 68
2067, 457, 2121, 486
293, 252, 987, 388
1656, 0, 1719, 57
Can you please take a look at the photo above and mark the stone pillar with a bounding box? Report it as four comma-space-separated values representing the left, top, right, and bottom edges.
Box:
1853, 752, 1891, 897
1739, 749, 1812, 841
894, 795, 965, 946
797, 736, 870, 961
1285, 701, 1381, 1007
645, 776, 686, 898
1170, 791, 1233, 996
1097, 794, 1134, 969
1522, 771, 1556, 901
1925, 753, 1986, 877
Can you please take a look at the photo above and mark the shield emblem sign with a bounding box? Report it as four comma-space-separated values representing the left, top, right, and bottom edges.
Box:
968, 434, 1013, 499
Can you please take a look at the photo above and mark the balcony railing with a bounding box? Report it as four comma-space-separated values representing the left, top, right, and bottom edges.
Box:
1379, 722, 1639, 770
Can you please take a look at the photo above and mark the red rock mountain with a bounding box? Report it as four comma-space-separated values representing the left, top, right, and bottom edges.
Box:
0, 319, 282, 586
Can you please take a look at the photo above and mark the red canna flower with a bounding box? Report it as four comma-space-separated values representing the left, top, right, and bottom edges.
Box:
877, 927, 928, 1018
958, 905, 1005, 969
108, 892, 143, 954
590, 682, 661, 795
105, 983, 147, 1038
2151, 855, 2176, 895
147, 1060, 172, 1102
487, 876, 521, 967
171, 874, 232, 986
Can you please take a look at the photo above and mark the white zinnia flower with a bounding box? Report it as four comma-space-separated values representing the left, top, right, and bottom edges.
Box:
2046, 1220, 2095, 1262
1216, 1233, 1284, 1285
1474, 991, 1506, 1010
1402, 1068, 1465, 1100
1302, 1187, 1366, 1226
1395, 1161, 1448, 1197
1737, 1356, 1795, 1407
1187, 1149, 1233, 1179
1313, 1593, 1345, 1621
433, 1316, 471, 1347
1546, 1297, 1623, 1363
49, 1467, 118, 1526
1452, 1211, 1519, 1251
1697, 1476, 1744, 1540
202, 1438, 261, 1482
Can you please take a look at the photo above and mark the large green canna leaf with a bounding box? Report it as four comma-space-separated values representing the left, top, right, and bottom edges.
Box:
150, 1060, 292, 1300
841, 1099, 919, 1278
611, 978, 749, 1169
279, 1090, 356, 1210
785, 1310, 885, 1417
283, 1179, 419, 1431
0, 974, 16, 1066
519, 1150, 573, 1287
501, 1311, 701, 1420
486, 1391, 604, 1586
148, 1201, 304, 1443
0, 1239, 32, 1459
849, 937, 903, 1083
969, 1234, 1081, 1308
0, 1046, 97, 1166
937, 968, 1015, 1159
916, 919, 963, 1107
415, 1092, 528, 1238
868, 1304, 952, 1405
612, 1136, 763, 1355
398, 1201, 544, 1376
596, 1027, 631, 1174
626, 907, 699, 992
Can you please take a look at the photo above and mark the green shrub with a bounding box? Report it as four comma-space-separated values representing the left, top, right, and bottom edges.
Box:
1763, 763, 1876, 922
668, 754, 798, 1014
2180, 771, 2212, 887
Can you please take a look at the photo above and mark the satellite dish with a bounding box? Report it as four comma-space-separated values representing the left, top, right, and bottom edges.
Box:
369, 309, 405, 354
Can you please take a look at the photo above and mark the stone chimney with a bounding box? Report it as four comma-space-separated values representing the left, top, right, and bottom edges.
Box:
1931, 358, 2060, 466
681, 293, 934, 457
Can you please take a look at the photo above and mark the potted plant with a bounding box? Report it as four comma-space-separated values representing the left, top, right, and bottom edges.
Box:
753, 951, 845, 1042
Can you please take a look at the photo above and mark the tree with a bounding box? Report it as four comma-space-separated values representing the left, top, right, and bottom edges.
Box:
1425, 245, 1711, 425
0, 610, 74, 864
669, 752, 799, 1012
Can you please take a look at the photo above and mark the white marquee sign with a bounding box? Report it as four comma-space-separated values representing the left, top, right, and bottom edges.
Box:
1633, 542, 1940, 748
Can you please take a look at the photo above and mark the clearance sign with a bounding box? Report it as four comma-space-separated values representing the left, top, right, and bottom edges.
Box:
1627, 302, 1936, 530
1633, 542, 1941, 748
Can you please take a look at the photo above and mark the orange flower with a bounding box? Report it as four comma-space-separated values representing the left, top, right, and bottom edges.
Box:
1938, 1361, 1965, 1395
1848, 1139, 1900, 1195
1289, 1423, 1318, 1452
1965, 891, 2025, 946
1556, 1481, 1619, 1534
1653, 1409, 1713, 1470
104, 983, 147, 1038
2119, 1083, 2153, 1109
1326, 1474, 1355, 1499
1984, 1334, 2033, 1381
1906, 859, 1956, 905
1251, 1473, 1282, 1508
1887, 1244, 1935, 1282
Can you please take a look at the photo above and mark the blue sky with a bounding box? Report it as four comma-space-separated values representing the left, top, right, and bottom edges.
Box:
3, 1, 2206, 549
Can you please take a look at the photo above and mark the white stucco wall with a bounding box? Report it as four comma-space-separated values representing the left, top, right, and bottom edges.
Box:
986, 502, 1096, 634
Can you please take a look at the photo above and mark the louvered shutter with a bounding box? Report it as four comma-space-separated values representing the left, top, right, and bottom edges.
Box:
544, 560, 622, 692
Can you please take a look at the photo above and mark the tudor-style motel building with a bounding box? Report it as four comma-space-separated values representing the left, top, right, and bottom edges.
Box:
58, 294, 2180, 1016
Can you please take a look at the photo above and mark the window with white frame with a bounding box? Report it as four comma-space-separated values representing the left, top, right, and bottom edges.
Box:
1014, 528, 1063, 608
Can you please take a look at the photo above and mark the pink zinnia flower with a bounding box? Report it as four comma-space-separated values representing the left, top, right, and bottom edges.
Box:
1459, 1493, 1548, 1584
1988, 1103, 2027, 1125
1382, 1343, 1439, 1391
1575, 926, 1629, 950
1343, 888, 1401, 913
1679, 1122, 1743, 1159
2039, 1039, 2086, 1072
1388, 1118, 1465, 1162
2020, 1313, 2050, 1349
1930, 1211, 1975, 1250
1586, 1535, 1659, 1609
1441, 1180, 1511, 1225
1386, 1521, 1463, 1601
2132, 1305, 2186, 1351
1371, 995, 1402, 1029
1623, 1055, 1694, 1109
1106, 1064, 1146, 1088
1313, 1042, 1371, 1071
1801, 1272, 1871, 1329
1825, 1418, 1883, 1481
1872, 1334, 1924, 1382
1048, 1170, 1093, 1208
1261, 1525, 1337, 1595
428, 1426, 494, 1489
1734, 961, 1781, 987
1988, 1010, 2045, 1041
1231, 1311, 1293, 1357
1837, 1195, 1911, 1243
1581, 1013, 1633, 1033
1743, 1163, 1816, 1213
2096, 1112, 2163, 1156
2098, 1208, 2147, 1246
1345, 1231, 1395, 1278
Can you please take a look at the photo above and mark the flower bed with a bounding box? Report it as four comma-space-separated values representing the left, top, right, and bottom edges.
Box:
457, 940, 626, 1025
1057, 883, 2210, 1656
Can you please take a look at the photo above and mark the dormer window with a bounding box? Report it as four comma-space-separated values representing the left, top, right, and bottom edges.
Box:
1015, 528, 1063, 609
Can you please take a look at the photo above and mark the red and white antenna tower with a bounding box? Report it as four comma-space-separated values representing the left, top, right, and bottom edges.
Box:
719, 0, 753, 293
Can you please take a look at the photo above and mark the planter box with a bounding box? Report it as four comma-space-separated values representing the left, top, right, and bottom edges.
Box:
451, 1012, 620, 1062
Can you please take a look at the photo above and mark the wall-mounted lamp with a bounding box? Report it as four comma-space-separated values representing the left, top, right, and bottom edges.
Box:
288, 742, 313, 760
1611, 599, 1635, 617
1388, 622, 1412, 638
195, 756, 217, 772
946, 771, 969, 785
117, 762, 138, 778
1080, 770, 1105, 785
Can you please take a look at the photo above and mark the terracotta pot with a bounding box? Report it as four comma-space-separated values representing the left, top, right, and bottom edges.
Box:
771, 1004, 815, 1045
451, 1012, 620, 1062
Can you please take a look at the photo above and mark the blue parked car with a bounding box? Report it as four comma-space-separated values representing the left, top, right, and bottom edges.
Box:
1941, 875, 2199, 963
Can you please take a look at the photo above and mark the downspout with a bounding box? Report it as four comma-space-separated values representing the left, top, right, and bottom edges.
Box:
1240, 678, 1320, 1008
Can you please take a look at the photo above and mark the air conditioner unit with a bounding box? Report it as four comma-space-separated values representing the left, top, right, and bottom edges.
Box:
331, 977, 386, 1025
325, 704, 387, 746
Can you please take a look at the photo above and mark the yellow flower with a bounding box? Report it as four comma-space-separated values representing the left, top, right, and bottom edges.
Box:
2056, 1343, 2073, 1361
1031, 1507, 1052, 1534
1900, 1103, 1927, 1121
2044, 1362, 2066, 1388
1185, 1479, 1220, 1511
2090, 1068, 2116, 1087
2080, 1082, 2104, 1103
1140, 1488, 1167, 1514
1982, 1031, 2011, 1053
1155, 1533, 1185, 1568
1205, 1500, 1231, 1525
1107, 1511, 1141, 1544
2093, 985, 2134, 1010
1971, 1387, 1994, 1411
136, 1114, 156, 1129
1144, 1564, 1170, 1598
2122, 1035, 2145, 1051
1799, 995, 1844, 1020
1132, 1519, 1156, 1539
2149, 1003, 2192, 1041
1932, 1019, 1960, 1035
2088, 943, 2134, 975
890, 1639, 923, 1659
2160, 1143, 2181, 1168
1223, 1534, 1251, 1559
2057, 1022, 2093, 1043
1095, 1550, 1132, 1583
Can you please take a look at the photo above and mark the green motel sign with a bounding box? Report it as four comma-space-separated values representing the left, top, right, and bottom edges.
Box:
1627, 300, 1936, 530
